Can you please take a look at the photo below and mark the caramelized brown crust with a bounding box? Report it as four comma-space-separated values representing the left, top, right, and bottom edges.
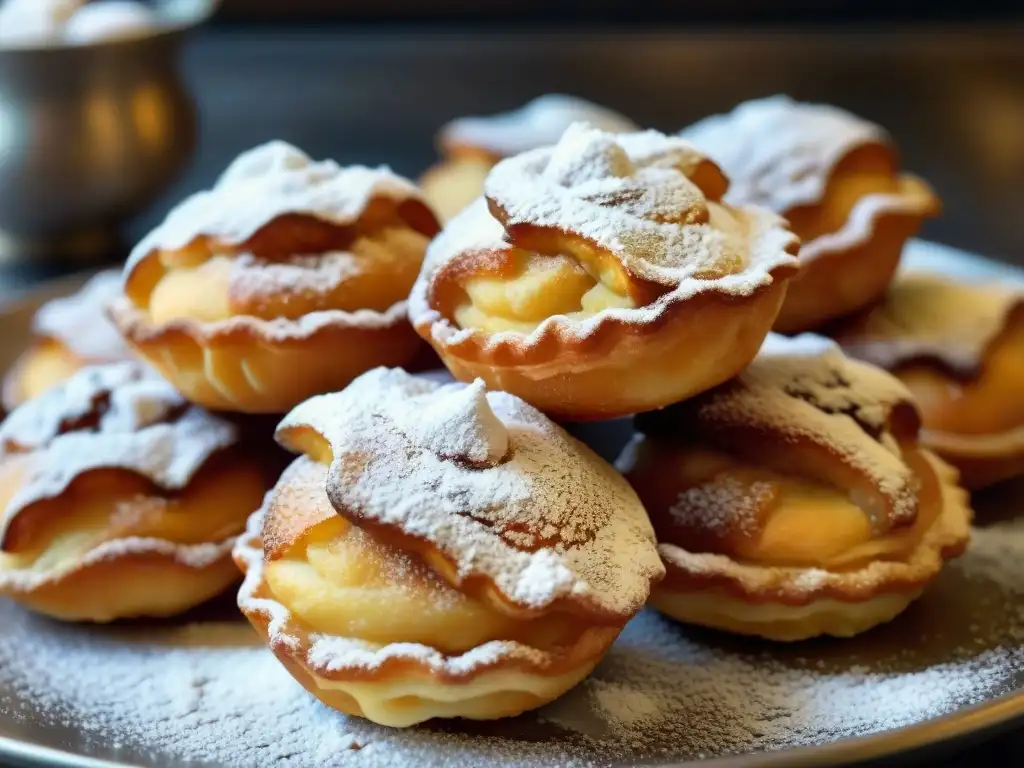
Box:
0, 540, 239, 622
651, 449, 969, 606
233, 468, 620, 687
619, 335, 971, 623
832, 279, 1024, 489
113, 146, 441, 414
272, 368, 664, 624
681, 97, 940, 333
110, 297, 425, 414
411, 126, 800, 420
773, 176, 940, 334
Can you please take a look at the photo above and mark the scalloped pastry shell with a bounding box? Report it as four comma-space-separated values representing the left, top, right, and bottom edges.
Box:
650, 451, 971, 641
110, 298, 425, 414
233, 485, 619, 728
0, 536, 239, 623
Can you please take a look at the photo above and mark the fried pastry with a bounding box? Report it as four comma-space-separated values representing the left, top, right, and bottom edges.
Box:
410, 123, 800, 420
0, 362, 271, 622
109, 141, 441, 414
420, 94, 639, 222
681, 96, 941, 333
3, 270, 133, 411
233, 367, 663, 726
832, 273, 1024, 489
619, 333, 971, 642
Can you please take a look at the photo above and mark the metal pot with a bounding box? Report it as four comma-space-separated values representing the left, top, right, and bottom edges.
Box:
0, 8, 209, 265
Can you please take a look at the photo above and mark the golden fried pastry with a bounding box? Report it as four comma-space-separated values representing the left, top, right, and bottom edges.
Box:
410, 123, 800, 420
832, 273, 1024, 489
3, 270, 133, 411
420, 94, 639, 222
109, 141, 441, 414
0, 362, 271, 622
618, 333, 971, 641
233, 367, 663, 727
681, 96, 941, 333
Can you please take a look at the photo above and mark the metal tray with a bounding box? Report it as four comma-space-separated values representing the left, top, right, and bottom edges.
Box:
0, 240, 1021, 768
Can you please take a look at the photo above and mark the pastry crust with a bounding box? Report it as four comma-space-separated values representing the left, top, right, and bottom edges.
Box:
110, 141, 441, 414
234, 367, 663, 726
0, 363, 271, 622
832, 273, 1024, 488
619, 333, 971, 641
682, 96, 941, 333
410, 124, 800, 420
3, 270, 133, 411
420, 95, 638, 222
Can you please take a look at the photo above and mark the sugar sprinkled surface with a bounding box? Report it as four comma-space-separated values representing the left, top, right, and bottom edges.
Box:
411, 126, 798, 350
834, 272, 1024, 377
684, 333, 920, 530
31, 270, 132, 362
0, 362, 237, 539
277, 367, 662, 618
679, 95, 886, 216
126, 141, 425, 271
0, 509, 1020, 767
485, 123, 797, 292
440, 94, 640, 158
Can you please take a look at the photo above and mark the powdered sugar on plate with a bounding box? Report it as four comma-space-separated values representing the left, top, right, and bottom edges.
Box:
440, 94, 639, 159
0, 507, 1020, 767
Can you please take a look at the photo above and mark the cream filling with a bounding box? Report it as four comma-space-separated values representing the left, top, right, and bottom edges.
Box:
453, 250, 636, 334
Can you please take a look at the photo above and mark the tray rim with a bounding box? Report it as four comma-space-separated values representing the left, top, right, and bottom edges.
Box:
0, 240, 1021, 768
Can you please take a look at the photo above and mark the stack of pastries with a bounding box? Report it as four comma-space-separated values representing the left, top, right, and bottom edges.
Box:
0, 93, 1011, 729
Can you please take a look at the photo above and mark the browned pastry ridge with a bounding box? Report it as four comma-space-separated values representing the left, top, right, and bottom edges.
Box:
681, 96, 941, 333
410, 123, 800, 420
618, 333, 971, 641
233, 366, 664, 726
832, 272, 1024, 489
0, 362, 274, 621
109, 140, 441, 414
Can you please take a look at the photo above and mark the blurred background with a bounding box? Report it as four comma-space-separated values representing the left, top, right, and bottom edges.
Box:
0, 0, 1022, 279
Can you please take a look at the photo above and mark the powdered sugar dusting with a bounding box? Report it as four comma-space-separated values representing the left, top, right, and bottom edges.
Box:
440, 94, 639, 159
0, 508, 1020, 767
688, 333, 920, 530
834, 272, 1024, 377
234, 497, 560, 680
486, 123, 798, 290
670, 475, 776, 539
0, 362, 236, 541
392, 378, 510, 466
276, 367, 663, 619
31, 269, 132, 362
410, 127, 798, 350
680, 95, 887, 215
126, 141, 425, 272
